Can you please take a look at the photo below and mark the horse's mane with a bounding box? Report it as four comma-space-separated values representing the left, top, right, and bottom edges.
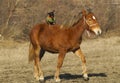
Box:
60, 12, 82, 28
70, 12, 83, 27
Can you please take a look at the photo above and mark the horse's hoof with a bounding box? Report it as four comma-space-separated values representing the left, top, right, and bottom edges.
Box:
55, 78, 61, 82
39, 76, 44, 81
83, 74, 89, 81
39, 76, 45, 83
83, 77, 89, 81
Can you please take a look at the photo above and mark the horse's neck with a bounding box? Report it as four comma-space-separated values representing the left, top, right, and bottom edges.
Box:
72, 17, 86, 39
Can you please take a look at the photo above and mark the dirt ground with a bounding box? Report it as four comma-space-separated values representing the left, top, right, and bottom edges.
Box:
0, 36, 120, 83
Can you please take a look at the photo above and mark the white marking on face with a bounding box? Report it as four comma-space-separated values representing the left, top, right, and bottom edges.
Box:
92, 16, 96, 20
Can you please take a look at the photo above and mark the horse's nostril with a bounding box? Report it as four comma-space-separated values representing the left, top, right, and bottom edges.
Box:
93, 28, 102, 35
98, 31, 100, 34
98, 29, 102, 35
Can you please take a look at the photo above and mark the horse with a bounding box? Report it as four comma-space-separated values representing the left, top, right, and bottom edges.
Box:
29, 9, 102, 82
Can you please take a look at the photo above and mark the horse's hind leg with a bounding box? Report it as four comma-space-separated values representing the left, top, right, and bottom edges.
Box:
34, 46, 44, 81
29, 43, 34, 62
74, 49, 89, 81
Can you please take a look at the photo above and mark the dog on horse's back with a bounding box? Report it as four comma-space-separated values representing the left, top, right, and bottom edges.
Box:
29, 9, 102, 82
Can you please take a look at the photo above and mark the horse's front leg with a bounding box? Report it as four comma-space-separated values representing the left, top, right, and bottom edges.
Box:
34, 46, 44, 81
74, 48, 89, 81
55, 51, 66, 82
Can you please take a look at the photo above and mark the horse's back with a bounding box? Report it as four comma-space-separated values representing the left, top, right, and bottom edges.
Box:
30, 23, 60, 46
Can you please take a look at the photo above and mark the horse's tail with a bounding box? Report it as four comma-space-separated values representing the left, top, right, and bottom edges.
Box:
28, 42, 35, 63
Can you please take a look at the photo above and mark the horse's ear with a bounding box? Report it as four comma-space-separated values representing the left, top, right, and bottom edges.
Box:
82, 9, 87, 16
87, 8, 92, 13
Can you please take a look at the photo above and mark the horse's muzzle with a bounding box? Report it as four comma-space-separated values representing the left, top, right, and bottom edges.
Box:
93, 27, 102, 36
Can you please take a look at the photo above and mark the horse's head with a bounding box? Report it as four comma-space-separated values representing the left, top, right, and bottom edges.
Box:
82, 9, 102, 36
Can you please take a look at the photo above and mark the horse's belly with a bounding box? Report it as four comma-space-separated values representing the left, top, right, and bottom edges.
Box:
40, 39, 80, 53
40, 44, 59, 53
43, 47, 59, 53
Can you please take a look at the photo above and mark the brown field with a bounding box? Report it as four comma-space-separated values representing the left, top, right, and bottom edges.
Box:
0, 36, 120, 83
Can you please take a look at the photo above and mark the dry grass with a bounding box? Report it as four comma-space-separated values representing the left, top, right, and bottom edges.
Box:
0, 36, 120, 83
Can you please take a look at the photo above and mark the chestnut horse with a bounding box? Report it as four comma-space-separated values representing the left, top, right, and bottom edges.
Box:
29, 9, 102, 82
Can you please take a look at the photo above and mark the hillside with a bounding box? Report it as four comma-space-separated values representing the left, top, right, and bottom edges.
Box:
0, 0, 120, 41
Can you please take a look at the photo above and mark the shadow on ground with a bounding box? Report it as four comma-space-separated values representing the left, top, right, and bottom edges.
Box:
44, 73, 107, 81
